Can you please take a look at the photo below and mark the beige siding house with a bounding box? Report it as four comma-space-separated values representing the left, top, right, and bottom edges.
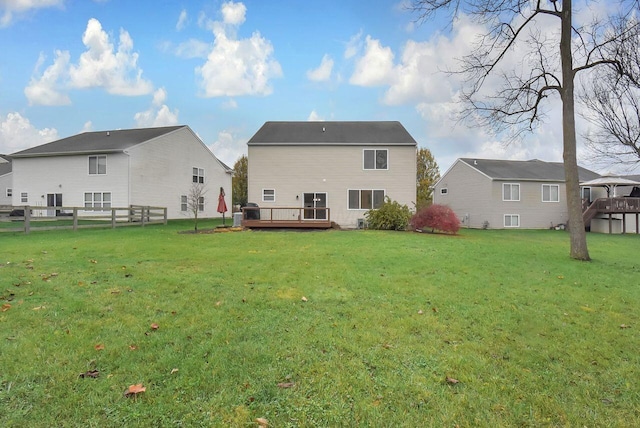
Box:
247, 121, 417, 228
10, 126, 232, 219
434, 158, 600, 229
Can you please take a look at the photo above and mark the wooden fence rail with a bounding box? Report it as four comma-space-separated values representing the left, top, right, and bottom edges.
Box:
0, 205, 167, 234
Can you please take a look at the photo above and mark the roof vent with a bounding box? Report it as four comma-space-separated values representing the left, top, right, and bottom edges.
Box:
473, 159, 477, 165
322, 126, 325, 132
107, 131, 110, 136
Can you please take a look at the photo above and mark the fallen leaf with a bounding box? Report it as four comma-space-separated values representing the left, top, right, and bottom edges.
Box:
446, 376, 460, 385
1, 303, 10, 312
432, 307, 439, 313
94, 344, 105, 351
417, 309, 424, 315
90, 259, 98, 264
277, 382, 295, 389
170, 368, 179, 375
620, 324, 631, 329
301, 296, 308, 302
215, 301, 222, 306
32, 306, 45, 311
557, 275, 564, 279
255, 417, 269, 427
124, 383, 146, 397
150, 323, 159, 331
79, 369, 100, 379
129, 345, 138, 350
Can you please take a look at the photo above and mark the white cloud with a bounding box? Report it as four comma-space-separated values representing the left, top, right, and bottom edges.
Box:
195, 2, 282, 97
24, 50, 71, 106
0, 112, 59, 154
207, 129, 247, 167
69, 18, 153, 96
221, 98, 238, 109
176, 9, 188, 31
344, 30, 363, 59
0, 0, 63, 27
134, 88, 179, 127
307, 54, 333, 82
349, 36, 395, 86
307, 110, 324, 121
174, 39, 211, 59
81, 121, 93, 132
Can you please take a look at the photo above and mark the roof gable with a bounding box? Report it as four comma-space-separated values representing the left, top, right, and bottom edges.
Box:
247, 121, 418, 146
460, 158, 600, 182
11, 126, 185, 158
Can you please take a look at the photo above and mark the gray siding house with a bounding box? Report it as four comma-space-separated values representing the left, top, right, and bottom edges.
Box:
434, 158, 600, 229
10, 126, 232, 219
247, 121, 417, 228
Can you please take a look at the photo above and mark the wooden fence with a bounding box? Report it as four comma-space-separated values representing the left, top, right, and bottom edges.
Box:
0, 205, 167, 234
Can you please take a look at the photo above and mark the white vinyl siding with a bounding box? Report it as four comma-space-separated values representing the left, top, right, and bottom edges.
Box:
348, 189, 385, 210
503, 183, 520, 201
88, 155, 107, 175
504, 214, 520, 227
262, 189, 275, 202
363, 149, 388, 170
542, 184, 559, 202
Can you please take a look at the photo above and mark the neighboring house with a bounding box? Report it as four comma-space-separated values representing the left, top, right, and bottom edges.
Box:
247, 121, 417, 228
10, 126, 232, 219
434, 158, 600, 229
0, 155, 12, 206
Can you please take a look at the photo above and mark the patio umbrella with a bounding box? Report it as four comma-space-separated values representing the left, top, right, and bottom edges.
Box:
217, 187, 228, 226
580, 176, 640, 197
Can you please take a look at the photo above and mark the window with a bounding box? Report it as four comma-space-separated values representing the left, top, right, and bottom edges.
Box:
262, 189, 275, 202
363, 149, 388, 170
192, 167, 205, 184
503, 183, 520, 201
181, 195, 187, 212
542, 184, 559, 202
440, 188, 448, 195
6, 188, 11, 198
504, 214, 520, 228
348, 189, 385, 209
89, 155, 107, 175
84, 192, 111, 210
198, 197, 204, 212
21, 192, 28, 203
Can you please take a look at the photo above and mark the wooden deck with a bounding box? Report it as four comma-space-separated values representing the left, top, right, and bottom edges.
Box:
241, 207, 332, 229
583, 197, 640, 234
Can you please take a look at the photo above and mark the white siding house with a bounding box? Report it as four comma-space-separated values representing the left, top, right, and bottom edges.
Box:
10, 126, 232, 219
434, 158, 600, 229
0, 155, 12, 206
247, 121, 417, 228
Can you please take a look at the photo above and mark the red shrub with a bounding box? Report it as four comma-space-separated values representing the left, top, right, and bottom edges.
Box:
410, 204, 460, 234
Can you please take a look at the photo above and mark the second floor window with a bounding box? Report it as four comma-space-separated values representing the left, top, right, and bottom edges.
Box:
363, 149, 388, 170
503, 183, 520, 201
89, 155, 107, 175
193, 167, 205, 183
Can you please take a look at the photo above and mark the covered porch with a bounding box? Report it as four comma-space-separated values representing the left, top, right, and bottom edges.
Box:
241, 206, 332, 229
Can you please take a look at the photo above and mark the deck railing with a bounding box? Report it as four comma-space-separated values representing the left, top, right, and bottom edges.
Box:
241, 206, 331, 228
0, 205, 167, 234
582, 197, 640, 234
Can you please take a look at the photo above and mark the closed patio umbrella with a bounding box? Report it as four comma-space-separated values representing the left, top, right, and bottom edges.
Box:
217, 187, 228, 226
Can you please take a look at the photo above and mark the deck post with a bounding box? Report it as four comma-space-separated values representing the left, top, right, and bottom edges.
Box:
608, 213, 612, 234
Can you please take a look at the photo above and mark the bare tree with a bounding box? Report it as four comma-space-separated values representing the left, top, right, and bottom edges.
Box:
410, 0, 640, 260
186, 183, 206, 232
581, 74, 640, 170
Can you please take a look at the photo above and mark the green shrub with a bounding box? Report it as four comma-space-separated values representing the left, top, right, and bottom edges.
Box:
365, 197, 412, 230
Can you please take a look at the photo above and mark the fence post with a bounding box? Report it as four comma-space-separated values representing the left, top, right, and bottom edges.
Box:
163, 208, 168, 225
73, 208, 78, 231
24, 206, 31, 234
141, 206, 146, 227
111, 208, 116, 228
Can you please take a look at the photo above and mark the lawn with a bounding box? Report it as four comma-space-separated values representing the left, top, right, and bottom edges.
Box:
1, 221, 639, 427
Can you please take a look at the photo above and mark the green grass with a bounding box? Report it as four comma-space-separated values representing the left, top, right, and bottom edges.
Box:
1, 220, 639, 427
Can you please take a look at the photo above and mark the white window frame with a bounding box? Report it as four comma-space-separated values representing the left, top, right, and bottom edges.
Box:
440, 188, 448, 195
502, 183, 520, 201
6, 188, 12, 198
504, 214, 520, 228
262, 189, 275, 202
84, 191, 112, 211
348, 189, 385, 210
542, 184, 560, 202
88, 155, 107, 175
198, 196, 205, 212
363, 149, 388, 170
21, 192, 28, 203
181, 195, 188, 212
192, 167, 205, 184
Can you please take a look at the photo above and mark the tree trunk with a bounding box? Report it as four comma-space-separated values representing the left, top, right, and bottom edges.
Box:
561, 0, 590, 261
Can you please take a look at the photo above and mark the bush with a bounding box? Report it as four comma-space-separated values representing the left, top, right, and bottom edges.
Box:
410, 204, 460, 234
365, 197, 412, 231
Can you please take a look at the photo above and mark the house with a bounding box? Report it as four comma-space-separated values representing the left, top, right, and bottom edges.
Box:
0, 155, 12, 207
10, 126, 232, 219
433, 158, 600, 229
580, 174, 640, 234
246, 121, 417, 228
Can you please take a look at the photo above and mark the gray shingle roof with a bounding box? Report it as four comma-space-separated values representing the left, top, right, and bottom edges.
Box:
247, 121, 418, 146
0, 160, 11, 176
460, 158, 600, 182
11, 126, 185, 157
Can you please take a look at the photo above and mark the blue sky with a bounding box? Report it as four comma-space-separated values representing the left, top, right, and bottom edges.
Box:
0, 0, 617, 173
